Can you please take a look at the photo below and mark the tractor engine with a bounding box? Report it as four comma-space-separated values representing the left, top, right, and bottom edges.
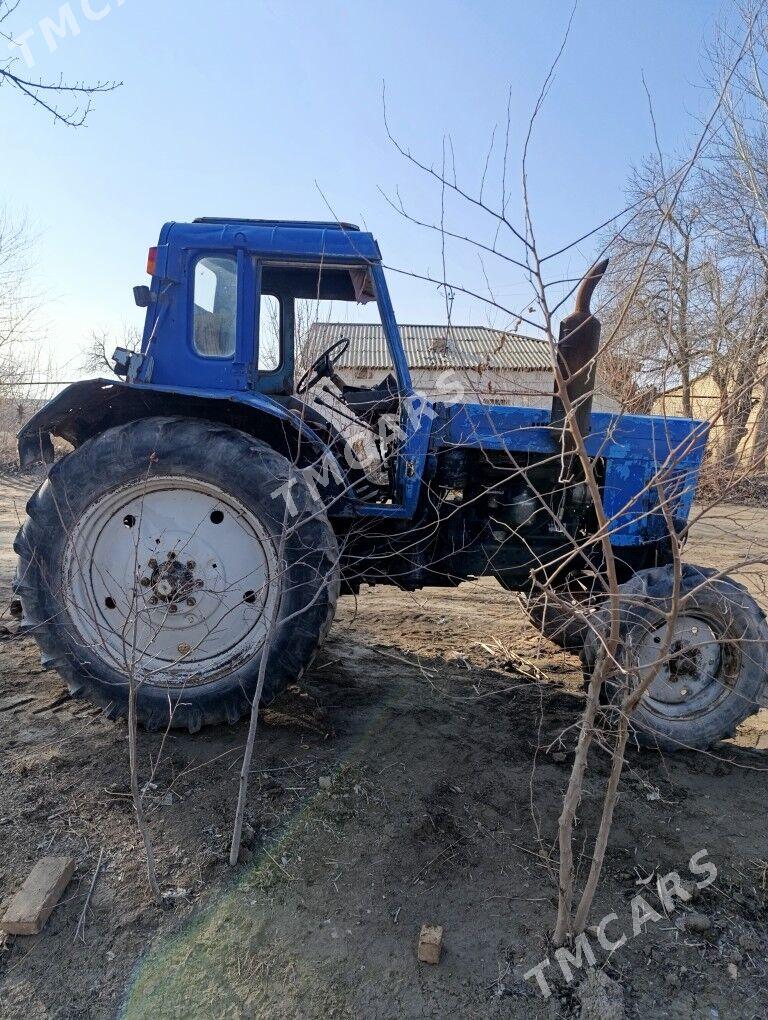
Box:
424, 446, 601, 592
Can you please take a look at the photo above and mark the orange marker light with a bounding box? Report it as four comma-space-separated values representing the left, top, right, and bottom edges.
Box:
146, 247, 158, 276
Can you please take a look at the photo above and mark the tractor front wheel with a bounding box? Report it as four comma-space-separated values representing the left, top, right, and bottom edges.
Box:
519, 575, 602, 651
14, 417, 340, 732
583, 564, 768, 752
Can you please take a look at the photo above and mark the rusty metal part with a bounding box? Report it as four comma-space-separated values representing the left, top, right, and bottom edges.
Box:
550, 257, 609, 441
572, 258, 609, 318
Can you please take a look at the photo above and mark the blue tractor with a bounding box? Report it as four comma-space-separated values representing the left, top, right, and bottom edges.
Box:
14, 219, 768, 750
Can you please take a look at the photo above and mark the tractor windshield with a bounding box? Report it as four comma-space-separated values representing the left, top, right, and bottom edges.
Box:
258, 261, 400, 494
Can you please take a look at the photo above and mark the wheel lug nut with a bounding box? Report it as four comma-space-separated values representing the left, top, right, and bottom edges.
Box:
186, 598, 196, 607
168, 604, 178, 614
140, 577, 151, 587
149, 596, 158, 606
196, 579, 204, 588
148, 558, 158, 569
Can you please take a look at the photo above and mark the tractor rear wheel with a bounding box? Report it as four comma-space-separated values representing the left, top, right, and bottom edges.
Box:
14, 417, 340, 732
583, 564, 768, 752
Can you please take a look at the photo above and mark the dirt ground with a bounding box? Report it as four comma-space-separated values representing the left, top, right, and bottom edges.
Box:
0, 472, 766, 1019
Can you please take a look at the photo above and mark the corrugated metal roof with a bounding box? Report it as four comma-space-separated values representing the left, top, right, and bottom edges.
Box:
306, 323, 551, 371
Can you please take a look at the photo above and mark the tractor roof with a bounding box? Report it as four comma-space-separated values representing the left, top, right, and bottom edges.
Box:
194, 217, 361, 230
162, 219, 381, 262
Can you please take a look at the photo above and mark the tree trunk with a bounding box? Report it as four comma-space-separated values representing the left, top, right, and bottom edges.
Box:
750, 382, 768, 472
721, 368, 756, 471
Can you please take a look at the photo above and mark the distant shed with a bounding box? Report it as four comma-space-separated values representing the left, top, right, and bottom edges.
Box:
306, 322, 555, 407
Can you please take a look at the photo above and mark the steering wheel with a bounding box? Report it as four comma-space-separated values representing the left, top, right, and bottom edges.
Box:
296, 337, 350, 394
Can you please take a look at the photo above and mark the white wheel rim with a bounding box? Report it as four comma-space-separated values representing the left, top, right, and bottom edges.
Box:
635, 614, 727, 720
63, 476, 281, 688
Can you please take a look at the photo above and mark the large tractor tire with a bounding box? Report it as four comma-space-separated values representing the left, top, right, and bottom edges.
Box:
583, 564, 768, 752
14, 417, 340, 733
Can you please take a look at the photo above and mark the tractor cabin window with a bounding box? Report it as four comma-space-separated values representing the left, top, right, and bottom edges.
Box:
258, 294, 281, 371
193, 256, 238, 358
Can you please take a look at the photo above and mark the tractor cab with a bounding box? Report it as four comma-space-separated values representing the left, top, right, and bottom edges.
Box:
123, 218, 414, 502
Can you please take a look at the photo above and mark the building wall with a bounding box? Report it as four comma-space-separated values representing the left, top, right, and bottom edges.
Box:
407, 367, 553, 407
653, 373, 719, 417
653, 374, 765, 464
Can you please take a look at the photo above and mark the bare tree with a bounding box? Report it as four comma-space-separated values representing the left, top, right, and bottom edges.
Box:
0, 0, 120, 127
372, 2, 764, 953
82, 325, 142, 376
601, 159, 713, 418
702, 1, 768, 471
0, 208, 59, 445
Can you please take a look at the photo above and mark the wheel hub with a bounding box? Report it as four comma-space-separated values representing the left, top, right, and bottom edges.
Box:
147, 555, 197, 604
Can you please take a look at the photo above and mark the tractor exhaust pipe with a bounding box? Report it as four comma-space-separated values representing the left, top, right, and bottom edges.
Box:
550, 257, 609, 441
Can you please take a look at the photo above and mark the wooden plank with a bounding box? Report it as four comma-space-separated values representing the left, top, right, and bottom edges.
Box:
1, 857, 76, 935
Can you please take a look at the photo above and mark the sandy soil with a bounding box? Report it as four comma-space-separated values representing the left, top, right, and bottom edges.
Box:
0, 472, 766, 1019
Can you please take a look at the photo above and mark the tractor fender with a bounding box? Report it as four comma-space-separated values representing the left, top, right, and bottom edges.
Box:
18, 379, 350, 501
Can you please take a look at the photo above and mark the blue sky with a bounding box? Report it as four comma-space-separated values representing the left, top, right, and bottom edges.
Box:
1, 0, 729, 376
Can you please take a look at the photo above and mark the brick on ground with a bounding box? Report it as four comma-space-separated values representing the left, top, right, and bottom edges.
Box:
1, 857, 76, 936
417, 923, 443, 964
